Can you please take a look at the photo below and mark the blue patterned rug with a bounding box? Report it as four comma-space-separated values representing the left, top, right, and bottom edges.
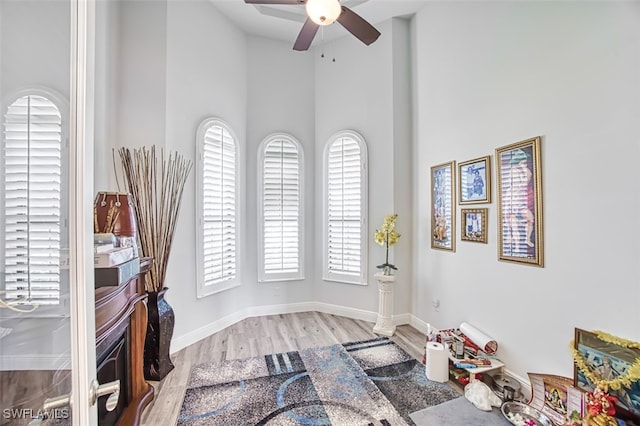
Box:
177, 337, 461, 425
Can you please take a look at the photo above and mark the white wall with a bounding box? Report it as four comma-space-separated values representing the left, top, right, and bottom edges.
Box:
0, 0, 70, 100
245, 36, 316, 306
163, 0, 249, 341
94, 0, 168, 190
314, 18, 413, 318
412, 1, 640, 380
94, 0, 121, 190
116, 0, 168, 152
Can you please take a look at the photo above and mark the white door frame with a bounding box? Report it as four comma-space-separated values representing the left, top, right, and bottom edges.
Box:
69, 0, 97, 424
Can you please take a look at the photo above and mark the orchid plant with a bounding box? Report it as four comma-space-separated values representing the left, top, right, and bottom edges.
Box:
374, 214, 401, 273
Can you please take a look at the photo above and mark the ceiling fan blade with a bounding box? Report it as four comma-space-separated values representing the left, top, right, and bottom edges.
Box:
244, 0, 304, 4
293, 18, 319, 51
336, 6, 380, 46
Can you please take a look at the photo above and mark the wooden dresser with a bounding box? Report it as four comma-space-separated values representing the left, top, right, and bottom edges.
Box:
95, 258, 154, 425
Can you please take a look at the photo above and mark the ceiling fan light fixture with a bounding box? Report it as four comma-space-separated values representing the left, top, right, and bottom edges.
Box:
305, 0, 341, 26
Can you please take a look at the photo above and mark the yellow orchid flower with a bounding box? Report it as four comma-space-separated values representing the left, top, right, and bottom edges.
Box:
374, 214, 401, 272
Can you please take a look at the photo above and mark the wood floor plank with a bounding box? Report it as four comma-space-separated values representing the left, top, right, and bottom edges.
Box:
140, 311, 430, 426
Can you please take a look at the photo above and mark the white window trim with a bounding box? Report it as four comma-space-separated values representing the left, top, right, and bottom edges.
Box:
195, 117, 242, 298
257, 133, 304, 283
322, 130, 368, 286
1, 88, 70, 318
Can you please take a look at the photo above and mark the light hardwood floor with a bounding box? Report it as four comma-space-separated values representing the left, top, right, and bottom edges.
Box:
140, 311, 432, 425
0, 369, 71, 426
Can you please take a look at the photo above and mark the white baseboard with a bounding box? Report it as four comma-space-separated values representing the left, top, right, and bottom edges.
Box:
170, 302, 413, 354
170, 308, 248, 354
393, 312, 411, 326
409, 314, 430, 335
313, 302, 378, 323
247, 302, 317, 317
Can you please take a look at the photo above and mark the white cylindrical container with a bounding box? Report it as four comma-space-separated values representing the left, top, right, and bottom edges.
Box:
425, 341, 449, 383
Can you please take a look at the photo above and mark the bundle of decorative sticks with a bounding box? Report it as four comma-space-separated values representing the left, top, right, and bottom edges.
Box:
116, 146, 192, 292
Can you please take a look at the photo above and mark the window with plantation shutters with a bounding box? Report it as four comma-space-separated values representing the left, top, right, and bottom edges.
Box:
2, 95, 63, 306
196, 118, 240, 297
258, 134, 303, 282
323, 131, 368, 285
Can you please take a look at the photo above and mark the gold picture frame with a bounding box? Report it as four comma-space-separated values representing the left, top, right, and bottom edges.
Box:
431, 161, 456, 252
458, 155, 491, 204
496, 136, 543, 266
573, 328, 640, 422
461, 208, 488, 243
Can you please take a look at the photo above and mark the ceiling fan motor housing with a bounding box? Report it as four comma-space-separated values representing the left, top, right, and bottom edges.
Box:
305, 0, 342, 26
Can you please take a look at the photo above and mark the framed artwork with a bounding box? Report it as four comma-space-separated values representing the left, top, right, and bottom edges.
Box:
527, 373, 585, 426
461, 208, 487, 243
495, 137, 543, 266
458, 156, 491, 204
573, 328, 640, 421
430, 161, 455, 251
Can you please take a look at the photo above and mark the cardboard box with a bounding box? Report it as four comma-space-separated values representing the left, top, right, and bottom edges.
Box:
94, 257, 141, 288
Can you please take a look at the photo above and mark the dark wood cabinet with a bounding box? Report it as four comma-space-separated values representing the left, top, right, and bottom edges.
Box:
95, 258, 154, 425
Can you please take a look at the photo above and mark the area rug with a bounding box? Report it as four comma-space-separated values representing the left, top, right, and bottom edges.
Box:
178, 336, 461, 425
409, 395, 509, 426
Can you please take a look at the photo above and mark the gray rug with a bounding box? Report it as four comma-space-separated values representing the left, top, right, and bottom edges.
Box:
409, 396, 510, 426
178, 337, 460, 425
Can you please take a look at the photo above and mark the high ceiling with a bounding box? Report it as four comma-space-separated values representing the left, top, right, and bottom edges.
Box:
212, 0, 428, 47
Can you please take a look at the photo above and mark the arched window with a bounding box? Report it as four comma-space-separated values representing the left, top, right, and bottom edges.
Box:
2, 94, 63, 305
322, 130, 368, 285
196, 118, 240, 297
258, 133, 304, 282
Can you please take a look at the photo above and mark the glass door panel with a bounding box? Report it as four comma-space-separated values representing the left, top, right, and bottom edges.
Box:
1, 1, 96, 424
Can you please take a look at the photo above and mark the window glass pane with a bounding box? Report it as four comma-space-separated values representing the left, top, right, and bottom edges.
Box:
261, 137, 301, 278
202, 124, 236, 285
3, 95, 62, 305
325, 135, 364, 280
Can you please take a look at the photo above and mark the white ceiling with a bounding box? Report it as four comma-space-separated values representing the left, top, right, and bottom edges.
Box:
211, 0, 429, 47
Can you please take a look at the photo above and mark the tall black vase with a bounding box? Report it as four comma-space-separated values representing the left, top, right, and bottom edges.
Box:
144, 287, 175, 381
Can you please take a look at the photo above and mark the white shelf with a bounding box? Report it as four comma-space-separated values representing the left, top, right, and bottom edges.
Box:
447, 348, 504, 382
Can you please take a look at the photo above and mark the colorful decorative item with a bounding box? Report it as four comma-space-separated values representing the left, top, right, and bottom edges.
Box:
583, 387, 619, 425
374, 214, 401, 274
571, 328, 640, 424
526, 373, 584, 426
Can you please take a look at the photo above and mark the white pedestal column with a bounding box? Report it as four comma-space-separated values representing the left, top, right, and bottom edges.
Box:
373, 272, 396, 337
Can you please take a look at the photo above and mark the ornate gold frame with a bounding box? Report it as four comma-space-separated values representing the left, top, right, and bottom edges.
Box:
458, 155, 491, 204
461, 208, 488, 243
495, 136, 543, 266
430, 161, 456, 252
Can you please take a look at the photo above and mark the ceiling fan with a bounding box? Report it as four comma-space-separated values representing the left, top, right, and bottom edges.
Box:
244, 0, 381, 51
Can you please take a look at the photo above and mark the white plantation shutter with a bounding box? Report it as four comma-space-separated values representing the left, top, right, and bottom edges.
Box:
3, 95, 62, 305
197, 120, 239, 296
258, 135, 303, 281
323, 131, 368, 285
